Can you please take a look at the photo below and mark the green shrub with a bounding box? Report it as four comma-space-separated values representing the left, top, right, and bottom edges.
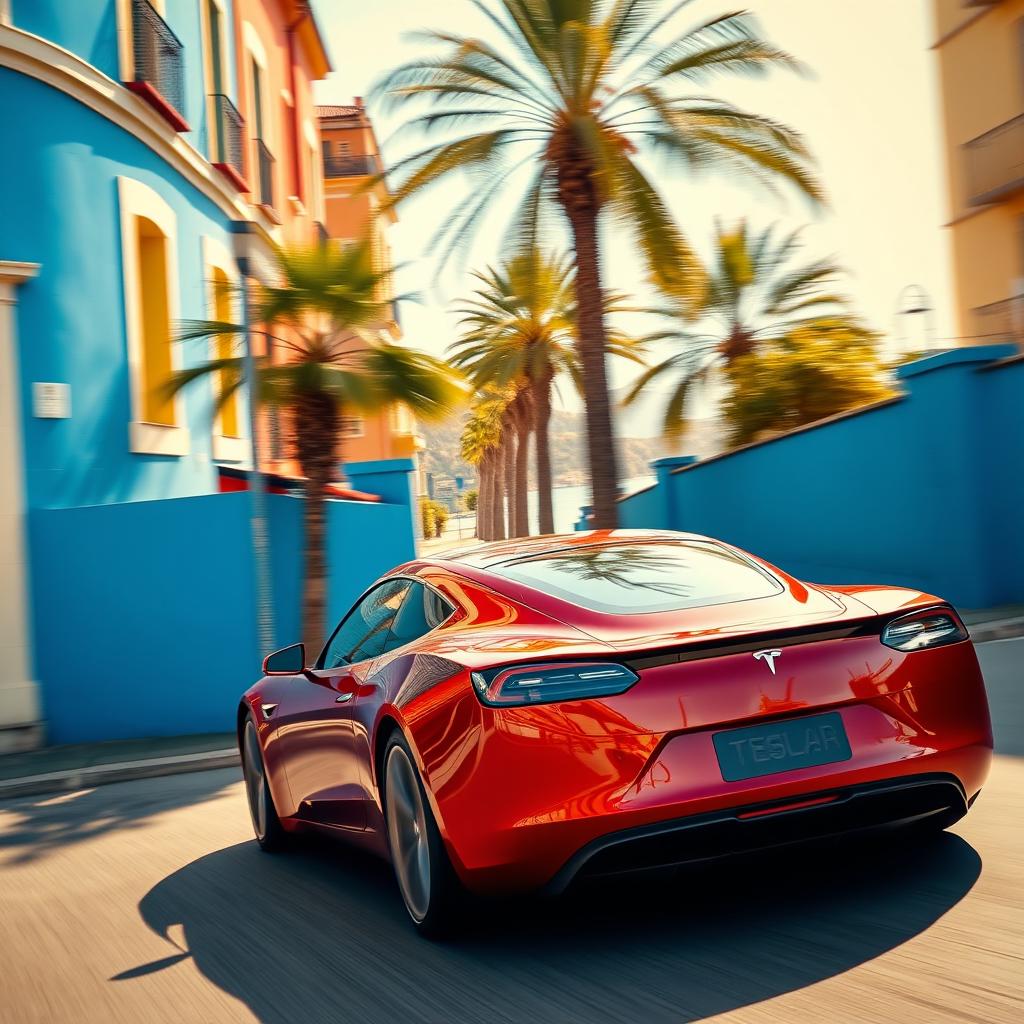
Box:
432, 501, 449, 537
722, 324, 895, 446
420, 499, 437, 538
420, 498, 450, 538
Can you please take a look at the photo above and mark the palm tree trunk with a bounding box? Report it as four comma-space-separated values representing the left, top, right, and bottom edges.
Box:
532, 370, 555, 534
501, 416, 516, 538
480, 455, 496, 540
294, 391, 339, 656
301, 471, 328, 656
492, 447, 507, 541
512, 392, 531, 537
475, 458, 489, 539
562, 201, 620, 529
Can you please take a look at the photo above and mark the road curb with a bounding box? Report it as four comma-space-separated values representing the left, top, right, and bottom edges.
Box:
970, 618, 1024, 644
0, 748, 240, 801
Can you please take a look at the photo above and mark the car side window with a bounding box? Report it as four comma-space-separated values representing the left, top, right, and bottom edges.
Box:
382, 581, 455, 654
321, 580, 411, 668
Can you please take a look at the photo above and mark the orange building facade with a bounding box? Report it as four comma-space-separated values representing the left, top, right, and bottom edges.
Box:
318, 101, 426, 491
231, 0, 328, 245
222, 1, 329, 480
933, 0, 1024, 345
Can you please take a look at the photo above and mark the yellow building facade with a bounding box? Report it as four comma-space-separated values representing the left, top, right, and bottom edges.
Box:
933, 0, 1024, 344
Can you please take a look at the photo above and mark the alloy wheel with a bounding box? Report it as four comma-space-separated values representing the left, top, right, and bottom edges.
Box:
243, 721, 268, 841
385, 745, 432, 922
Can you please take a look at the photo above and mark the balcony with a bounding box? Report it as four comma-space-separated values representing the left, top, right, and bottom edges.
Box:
255, 139, 275, 210
211, 94, 247, 192
974, 297, 1024, 343
965, 113, 1024, 205
127, 0, 189, 132
323, 153, 380, 179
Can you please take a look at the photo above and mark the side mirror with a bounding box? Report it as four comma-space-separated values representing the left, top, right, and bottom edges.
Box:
263, 643, 306, 675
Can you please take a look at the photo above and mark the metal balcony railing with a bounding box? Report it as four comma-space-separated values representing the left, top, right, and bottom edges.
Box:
211, 93, 245, 184
974, 297, 1024, 343
965, 113, 1024, 205
130, 0, 186, 127
315, 220, 329, 244
255, 139, 275, 208
322, 153, 380, 178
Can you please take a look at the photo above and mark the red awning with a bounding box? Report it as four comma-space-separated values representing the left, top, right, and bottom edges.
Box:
216, 466, 380, 502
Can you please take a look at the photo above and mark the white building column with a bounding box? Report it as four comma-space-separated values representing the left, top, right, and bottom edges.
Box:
0, 261, 42, 751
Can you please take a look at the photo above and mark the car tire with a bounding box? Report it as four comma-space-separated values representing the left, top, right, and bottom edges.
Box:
242, 717, 289, 852
383, 732, 463, 937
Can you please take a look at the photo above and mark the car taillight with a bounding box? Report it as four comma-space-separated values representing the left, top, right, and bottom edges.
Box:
881, 606, 969, 652
470, 662, 639, 707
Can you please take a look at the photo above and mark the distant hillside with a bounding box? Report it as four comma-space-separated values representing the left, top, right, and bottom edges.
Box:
419, 409, 662, 490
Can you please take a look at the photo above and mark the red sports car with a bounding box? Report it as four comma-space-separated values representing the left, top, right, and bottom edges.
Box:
239, 530, 992, 934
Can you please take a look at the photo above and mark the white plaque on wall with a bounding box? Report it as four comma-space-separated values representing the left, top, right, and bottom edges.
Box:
32, 382, 71, 419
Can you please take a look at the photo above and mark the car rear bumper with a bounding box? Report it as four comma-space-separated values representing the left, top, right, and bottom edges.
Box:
420, 640, 993, 894
436, 721, 991, 893
544, 772, 969, 894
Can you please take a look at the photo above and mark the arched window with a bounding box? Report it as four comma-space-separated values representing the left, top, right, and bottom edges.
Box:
118, 176, 188, 455
136, 216, 174, 425
203, 236, 247, 463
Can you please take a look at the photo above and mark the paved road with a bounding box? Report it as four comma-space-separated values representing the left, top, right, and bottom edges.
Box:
2, 641, 1022, 1024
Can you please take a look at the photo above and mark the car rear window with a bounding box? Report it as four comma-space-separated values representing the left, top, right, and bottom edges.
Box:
493, 541, 782, 615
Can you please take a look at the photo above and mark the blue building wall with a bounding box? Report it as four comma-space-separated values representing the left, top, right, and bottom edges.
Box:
977, 357, 1024, 603
267, 492, 418, 653
11, 0, 121, 79
616, 346, 1023, 609
0, 67, 248, 511
10, 0, 239, 163
30, 483, 418, 745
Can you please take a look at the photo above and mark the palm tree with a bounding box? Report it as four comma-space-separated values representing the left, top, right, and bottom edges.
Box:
623, 220, 873, 437
451, 250, 643, 535
170, 239, 460, 652
376, 1, 821, 527
459, 388, 507, 540
505, 388, 532, 538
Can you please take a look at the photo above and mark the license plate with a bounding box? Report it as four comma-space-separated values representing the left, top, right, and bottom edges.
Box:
713, 712, 852, 782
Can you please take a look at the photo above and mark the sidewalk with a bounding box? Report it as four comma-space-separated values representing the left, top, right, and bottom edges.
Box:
962, 604, 1024, 643
0, 733, 238, 801
416, 514, 477, 557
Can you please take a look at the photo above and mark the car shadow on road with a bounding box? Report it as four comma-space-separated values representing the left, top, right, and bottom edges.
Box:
0, 767, 240, 865
120, 827, 982, 1024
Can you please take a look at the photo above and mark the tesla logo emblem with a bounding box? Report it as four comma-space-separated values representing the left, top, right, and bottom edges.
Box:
753, 649, 782, 675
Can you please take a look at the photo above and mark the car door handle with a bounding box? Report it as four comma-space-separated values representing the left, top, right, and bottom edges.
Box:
261, 703, 278, 719
335, 692, 354, 703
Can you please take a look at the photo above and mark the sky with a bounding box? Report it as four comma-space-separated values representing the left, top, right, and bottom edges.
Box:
309, 0, 954, 438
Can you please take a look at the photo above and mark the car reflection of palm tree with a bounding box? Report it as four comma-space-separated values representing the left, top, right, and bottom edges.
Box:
342, 589, 404, 663
529, 546, 695, 599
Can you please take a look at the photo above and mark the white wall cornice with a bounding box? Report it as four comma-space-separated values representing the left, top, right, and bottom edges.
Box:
0, 262, 40, 307
0, 24, 251, 225
0, 261, 41, 285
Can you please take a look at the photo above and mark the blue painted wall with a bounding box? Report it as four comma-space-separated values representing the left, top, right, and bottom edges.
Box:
267, 492, 418, 652
30, 484, 418, 745
0, 68, 249, 511
11, 0, 121, 79
617, 346, 1023, 609
10, 0, 239, 163
31, 493, 259, 744
977, 358, 1024, 603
